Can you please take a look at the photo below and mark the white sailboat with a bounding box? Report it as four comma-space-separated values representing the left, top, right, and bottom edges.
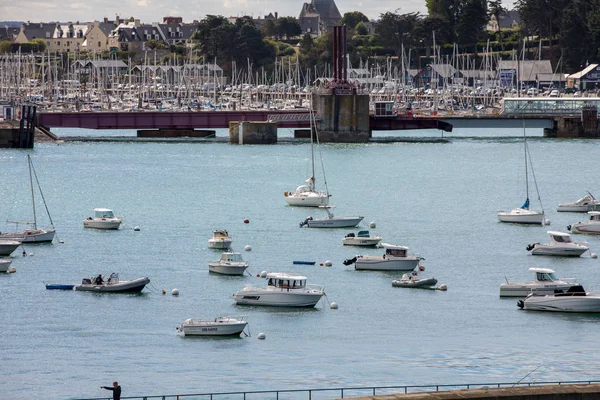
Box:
284, 107, 330, 207
1, 155, 56, 243
497, 122, 546, 225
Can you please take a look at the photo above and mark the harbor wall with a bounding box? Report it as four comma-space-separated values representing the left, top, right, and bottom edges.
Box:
137, 129, 216, 138
228, 121, 277, 144
313, 93, 370, 142
345, 383, 600, 400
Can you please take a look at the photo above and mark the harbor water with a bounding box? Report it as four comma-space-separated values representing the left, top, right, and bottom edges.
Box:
2, 126, 600, 399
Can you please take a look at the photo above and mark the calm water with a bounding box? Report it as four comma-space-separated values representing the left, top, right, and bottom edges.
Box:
2, 127, 600, 400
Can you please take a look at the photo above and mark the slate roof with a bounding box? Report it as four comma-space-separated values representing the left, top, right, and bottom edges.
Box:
499, 60, 552, 81
20, 22, 57, 40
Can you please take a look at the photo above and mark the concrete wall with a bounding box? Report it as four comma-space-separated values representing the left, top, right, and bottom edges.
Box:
344, 383, 600, 400
229, 121, 277, 144
313, 93, 370, 142
544, 117, 600, 138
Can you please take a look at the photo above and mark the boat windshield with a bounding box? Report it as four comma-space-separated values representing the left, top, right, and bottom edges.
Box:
537, 272, 557, 281
357, 231, 370, 237
269, 278, 306, 288
387, 248, 407, 257
227, 253, 243, 261
552, 235, 571, 243
592, 215, 600, 221
95, 210, 114, 218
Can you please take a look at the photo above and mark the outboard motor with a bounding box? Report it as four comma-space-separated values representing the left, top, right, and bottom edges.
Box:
299, 216, 313, 228
517, 300, 525, 309
526, 244, 536, 251
343, 256, 357, 266
567, 224, 572, 231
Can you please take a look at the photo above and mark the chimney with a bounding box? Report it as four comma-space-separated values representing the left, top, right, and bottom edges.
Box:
103, 17, 108, 24
275, 12, 278, 19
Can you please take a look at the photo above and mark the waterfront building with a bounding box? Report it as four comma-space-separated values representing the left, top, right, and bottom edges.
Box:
498, 60, 553, 89
567, 64, 600, 91
299, 0, 342, 36
14, 22, 57, 45
82, 18, 119, 52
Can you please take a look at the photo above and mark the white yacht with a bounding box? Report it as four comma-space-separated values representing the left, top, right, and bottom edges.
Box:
209, 252, 248, 276
232, 272, 324, 307
0, 239, 22, 256
83, 208, 122, 230
568, 211, 600, 234
299, 207, 363, 228
176, 316, 248, 336
557, 192, 600, 212
208, 230, 233, 249
344, 243, 423, 271
517, 286, 600, 312
527, 231, 589, 257
342, 231, 382, 246
284, 178, 330, 207
499, 268, 579, 297
497, 207, 546, 225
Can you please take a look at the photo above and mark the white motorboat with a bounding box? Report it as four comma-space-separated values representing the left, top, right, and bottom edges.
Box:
392, 268, 437, 288
499, 267, 579, 297
0, 155, 56, 243
557, 192, 600, 212
208, 230, 233, 249
284, 108, 330, 207
299, 207, 363, 228
342, 230, 382, 246
75, 273, 149, 293
0, 239, 21, 256
344, 243, 423, 271
176, 316, 248, 336
527, 231, 589, 257
0, 258, 12, 273
83, 208, 122, 230
498, 122, 546, 225
232, 272, 324, 307
568, 211, 600, 234
517, 286, 600, 312
209, 252, 248, 276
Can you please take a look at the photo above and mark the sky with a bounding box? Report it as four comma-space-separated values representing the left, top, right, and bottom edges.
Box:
1, 0, 516, 24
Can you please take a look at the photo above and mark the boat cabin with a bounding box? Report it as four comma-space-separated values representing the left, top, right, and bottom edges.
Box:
548, 231, 572, 243
589, 211, 600, 221
266, 273, 307, 289
357, 230, 371, 237
383, 244, 409, 257
531, 268, 558, 282
295, 184, 313, 193
220, 252, 243, 262
212, 230, 230, 238
94, 208, 115, 218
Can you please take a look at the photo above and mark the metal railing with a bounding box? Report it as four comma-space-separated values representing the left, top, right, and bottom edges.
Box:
71, 379, 600, 400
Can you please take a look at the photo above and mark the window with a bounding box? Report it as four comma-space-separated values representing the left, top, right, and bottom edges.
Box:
98, 41, 101, 47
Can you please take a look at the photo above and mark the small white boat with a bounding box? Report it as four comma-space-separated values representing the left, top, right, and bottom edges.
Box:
568, 211, 600, 234
75, 273, 149, 293
0, 239, 21, 256
517, 286, 600, 312
557, 192, 600, 212
392, 268, 437, 288
176, 316, 248, 336
209, 252, 248, 276
497, 207, 546, 225
284, 179, 330, 207
208, 230, 233, 249
527, 231, 589, 257
299, 207, 363, 228
344, 243, 423, 271
499, 268, 579, 297
83, 208, 122, 230
0, 258, 12, 273
232, 272, 324, 307
342, 230, 382, 246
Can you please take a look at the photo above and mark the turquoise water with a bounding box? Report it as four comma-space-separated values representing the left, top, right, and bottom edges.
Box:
2, 130, 600, 400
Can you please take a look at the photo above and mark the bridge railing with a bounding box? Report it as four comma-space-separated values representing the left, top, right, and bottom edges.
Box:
501, 97, 600, 116
70, 379, 600, 400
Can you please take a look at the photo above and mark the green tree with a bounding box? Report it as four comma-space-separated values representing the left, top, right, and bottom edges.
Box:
276, 17, 302, 39
375, 11, 421, 57
488, 0, 507, 51
146, 39, 167, 50
261, 19, 278, 38
340, 11, 369, 29
31, 38, 47, 52
355, 22, 369, 36
455, 0, 488, 53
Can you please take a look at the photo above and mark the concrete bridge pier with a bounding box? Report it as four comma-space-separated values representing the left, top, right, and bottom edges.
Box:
229, 121, 277, 144
313, 93, 370, 143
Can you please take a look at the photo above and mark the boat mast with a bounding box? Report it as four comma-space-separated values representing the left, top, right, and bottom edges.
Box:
523, 120, 529, 207
309, 102, 316, 189
28, 155, 38, 229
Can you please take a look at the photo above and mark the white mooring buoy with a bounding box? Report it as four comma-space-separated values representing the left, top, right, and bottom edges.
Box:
134, 226, 141, 231
259, 271, 268, 278
244, 244, 252, 251
257, 332, 266, 340
171, 288, 180, 296
592, 253, 598, 259
369, 221, 376, 229
330, 302, 338, 309
325, 260, 333, 267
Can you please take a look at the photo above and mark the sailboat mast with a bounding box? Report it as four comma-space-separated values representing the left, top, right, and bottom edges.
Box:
310, 105, 316, 189
523, 120, 529, 204
28, 155, 38, 229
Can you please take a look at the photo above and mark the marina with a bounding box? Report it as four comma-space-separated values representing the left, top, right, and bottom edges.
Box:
2, 127, 600, 399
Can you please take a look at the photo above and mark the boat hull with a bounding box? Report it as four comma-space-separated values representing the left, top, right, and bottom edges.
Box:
75, 277, 150, 292
355, 257, 420, 271
497, 209, 545, 225
208, 240, 232, 249
0, 240, 21, 256
284, 193, 329, 207
499, 283, 578, 297
521, 296, 600, 312
83, 218, 122, 230
307, 216, 363, 228
392, 277, 437, 288
178, 319, 247, 336
342, 237, 381, 246
232, 289, 323, 307
0, 229, 55, 243
0, 259, 12, 272
530, 245, 588, 257
208, 262, 248, 276
570, 222, 600, 234
557, 204, 600, 212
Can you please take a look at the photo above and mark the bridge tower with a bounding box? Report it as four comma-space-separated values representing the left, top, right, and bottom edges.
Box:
313, 26, 370, 142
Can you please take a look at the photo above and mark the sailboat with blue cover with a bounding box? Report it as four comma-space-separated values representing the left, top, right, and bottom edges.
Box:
497, 123, 546, 225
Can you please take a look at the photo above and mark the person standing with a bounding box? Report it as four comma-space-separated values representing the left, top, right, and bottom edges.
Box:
101, 381, 121, 400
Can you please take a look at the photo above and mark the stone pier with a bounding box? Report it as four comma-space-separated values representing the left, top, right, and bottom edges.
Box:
228, 121, 277, 144
313, 93, 371, 143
